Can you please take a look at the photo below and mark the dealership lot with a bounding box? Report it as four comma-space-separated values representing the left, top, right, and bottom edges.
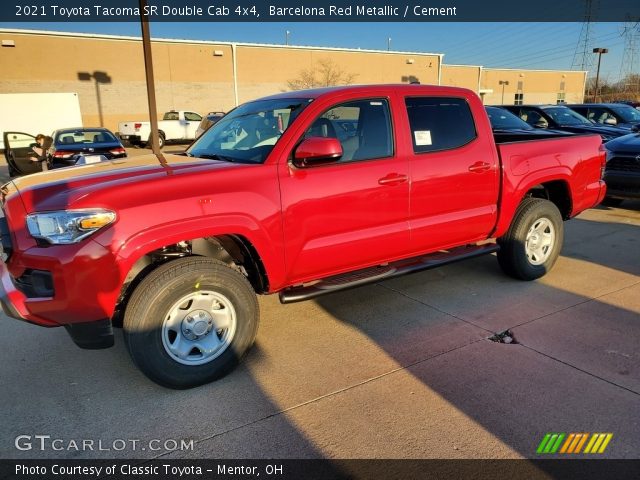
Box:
0, 153, 638, 459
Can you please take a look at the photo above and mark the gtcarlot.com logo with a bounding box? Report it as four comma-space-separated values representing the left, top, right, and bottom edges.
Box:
537, 432, 613, 455
15, 435, 194, 452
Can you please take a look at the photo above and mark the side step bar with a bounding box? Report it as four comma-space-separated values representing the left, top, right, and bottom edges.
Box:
279, 243, 499, 304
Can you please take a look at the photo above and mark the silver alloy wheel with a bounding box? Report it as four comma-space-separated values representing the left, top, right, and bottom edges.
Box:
161, 290, 237, 366
525, 217, 555, 265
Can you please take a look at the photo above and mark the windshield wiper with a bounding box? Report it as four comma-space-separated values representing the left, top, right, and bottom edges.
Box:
197, 153, 236, 162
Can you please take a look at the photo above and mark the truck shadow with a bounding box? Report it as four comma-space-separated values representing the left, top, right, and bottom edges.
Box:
317, 248, 640, 458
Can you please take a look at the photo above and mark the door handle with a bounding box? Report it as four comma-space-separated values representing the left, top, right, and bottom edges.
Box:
378, 174, 408, 186
468, 161, 491, 173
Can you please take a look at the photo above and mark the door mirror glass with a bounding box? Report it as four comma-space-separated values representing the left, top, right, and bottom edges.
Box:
293, 137, 343, 167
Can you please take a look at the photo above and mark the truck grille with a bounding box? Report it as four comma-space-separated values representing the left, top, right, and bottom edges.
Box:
0, 216, 12, 261
607, 156, 640, 172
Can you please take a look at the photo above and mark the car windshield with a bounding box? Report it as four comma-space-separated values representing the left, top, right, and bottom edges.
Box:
610, 105, 640, 123
543, 107, 591, 126
486, 107, 533, 130
187, 98, 312, 163
56, 129, 118, 144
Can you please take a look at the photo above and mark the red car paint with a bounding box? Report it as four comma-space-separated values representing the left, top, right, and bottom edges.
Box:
1, 85, 605, 334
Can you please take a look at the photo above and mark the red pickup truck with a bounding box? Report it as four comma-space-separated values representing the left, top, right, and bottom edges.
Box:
0, 85, 606, 388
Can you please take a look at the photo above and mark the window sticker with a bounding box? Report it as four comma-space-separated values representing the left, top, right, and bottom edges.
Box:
414, 130, 432, 146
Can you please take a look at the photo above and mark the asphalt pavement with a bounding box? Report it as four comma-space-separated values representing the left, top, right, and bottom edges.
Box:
1, 151, 638, 461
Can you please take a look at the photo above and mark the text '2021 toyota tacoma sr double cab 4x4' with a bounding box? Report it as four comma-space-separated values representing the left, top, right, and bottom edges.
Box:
1, 85, 606, 388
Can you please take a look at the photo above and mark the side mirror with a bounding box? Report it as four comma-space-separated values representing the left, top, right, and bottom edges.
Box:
293, 137, 343, 167
604, 118, 617, 126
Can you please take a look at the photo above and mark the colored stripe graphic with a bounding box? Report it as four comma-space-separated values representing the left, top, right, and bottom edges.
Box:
574, 433, 589, 453
559, 433, 575, 453
537, 433, 552, 454
538, 433, 613, 454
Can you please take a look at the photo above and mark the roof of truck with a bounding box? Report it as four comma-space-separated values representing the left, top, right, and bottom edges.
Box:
258, 84, 474, 101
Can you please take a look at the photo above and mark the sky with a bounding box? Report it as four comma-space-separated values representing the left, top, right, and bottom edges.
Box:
1, 21, 636, 82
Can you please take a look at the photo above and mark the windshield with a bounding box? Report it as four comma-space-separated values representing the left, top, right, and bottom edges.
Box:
55, 129, 118, 144
486, 107, 533, 130
187, 98, 312, 163
543, 107, 591, 126
610, 105, 640, 123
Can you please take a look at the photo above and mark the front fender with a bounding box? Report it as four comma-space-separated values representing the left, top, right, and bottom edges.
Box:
111, 213, 286, 293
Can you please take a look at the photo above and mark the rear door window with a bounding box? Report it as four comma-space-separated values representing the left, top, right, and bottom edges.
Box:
185, 112, 202, 122
405, 97, 476, 153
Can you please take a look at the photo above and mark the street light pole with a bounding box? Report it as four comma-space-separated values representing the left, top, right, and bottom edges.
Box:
499, 80, 509, 105
592, 48, 608, 102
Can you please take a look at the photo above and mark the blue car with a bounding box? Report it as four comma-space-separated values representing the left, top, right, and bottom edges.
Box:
502, 105, 628, 143
567, 103, 640, 132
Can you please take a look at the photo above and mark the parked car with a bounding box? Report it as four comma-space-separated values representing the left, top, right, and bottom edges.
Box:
0, 84, 606, 388
195, 111, 225, 138
601, 132, 640, 206
3, 127, 125, 177
502, 105, 627, 142
613, 100, 640, 109
485, 106, 573, 142
566, 103, 640, 132
118, 110, 203, 148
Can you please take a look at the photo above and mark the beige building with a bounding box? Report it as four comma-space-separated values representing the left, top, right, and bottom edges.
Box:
0, 29, 585, 133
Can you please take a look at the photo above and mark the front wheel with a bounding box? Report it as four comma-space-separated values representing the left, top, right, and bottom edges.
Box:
497, 198, 563, 280
123, 257, 259, 389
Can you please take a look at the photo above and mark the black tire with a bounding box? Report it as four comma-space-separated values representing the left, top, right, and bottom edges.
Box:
497, 198, 563, 281
146, 133, 165, 149
123, 257, 259, 389
601, 197, 624, 207
8, 164, 19, 178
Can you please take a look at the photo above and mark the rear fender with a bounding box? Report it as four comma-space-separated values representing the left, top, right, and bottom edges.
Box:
493, 168, 573, 238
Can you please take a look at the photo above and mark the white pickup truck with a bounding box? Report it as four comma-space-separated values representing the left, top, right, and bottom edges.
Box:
118, 110, 203, 148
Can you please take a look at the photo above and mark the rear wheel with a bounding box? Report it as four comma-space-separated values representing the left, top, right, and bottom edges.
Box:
146, 133, 165, 149
497, 198, 563, 280
123, 257, 259, 389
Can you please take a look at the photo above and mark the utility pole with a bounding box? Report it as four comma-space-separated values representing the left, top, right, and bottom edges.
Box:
138, 0, 165, 164
593, 47, 608, 102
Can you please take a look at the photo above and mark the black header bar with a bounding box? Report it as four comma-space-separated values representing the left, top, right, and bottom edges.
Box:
2, 0, 640, 22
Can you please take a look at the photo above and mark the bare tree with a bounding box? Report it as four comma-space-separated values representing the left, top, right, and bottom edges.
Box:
287, 59, 358, 90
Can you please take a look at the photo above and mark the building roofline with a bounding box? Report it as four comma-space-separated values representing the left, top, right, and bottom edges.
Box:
0, 28, 444, 58
443, 63, 483, 68
483, 66, 588, 74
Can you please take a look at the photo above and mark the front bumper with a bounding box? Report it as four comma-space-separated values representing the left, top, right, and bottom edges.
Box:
0, 261, 114, 349
604, 172, 640, 199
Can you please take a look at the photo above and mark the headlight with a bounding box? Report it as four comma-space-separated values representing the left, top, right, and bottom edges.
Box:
26, 209, 116, 244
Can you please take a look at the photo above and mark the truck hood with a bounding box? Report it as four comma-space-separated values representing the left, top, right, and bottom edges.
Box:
555, 124, 625, 137
604, 133, 640, 154
8, 153, 246, 212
